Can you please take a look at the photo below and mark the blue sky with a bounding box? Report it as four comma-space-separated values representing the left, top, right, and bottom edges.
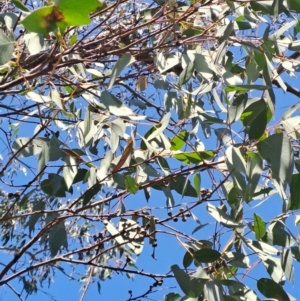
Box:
1, 1, 300, 301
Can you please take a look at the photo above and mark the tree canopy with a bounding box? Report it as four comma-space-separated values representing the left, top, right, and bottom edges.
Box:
1, 0, 300, 300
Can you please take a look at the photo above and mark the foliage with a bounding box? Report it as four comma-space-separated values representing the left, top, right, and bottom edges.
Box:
0, 0, 300, 300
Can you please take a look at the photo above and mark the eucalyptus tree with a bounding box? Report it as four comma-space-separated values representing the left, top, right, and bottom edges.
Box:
0, 0, 300, 300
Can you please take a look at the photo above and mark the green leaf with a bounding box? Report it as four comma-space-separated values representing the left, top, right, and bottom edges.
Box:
240, 99, 268, 140
13, 138, 47, 157
245, 152, 263, 201
46, 212, 68, 257
38, 141, 50, 178
193, 174, 201, 198
171, 265, 209, 297
257, 278, 290, 300
246, 61, 260, 83
156, 52, 181, 74
12, 0, 30, 11
253, 213, 266, 240
263, 223, 296, 247
207, 203, 244, 228
21, 6, 57, 34
0, 30, 15, 65
108, 53, 135, 89
147, 112, 171, 141
101, 91, 143, 118
263, 256, 284, 283
287, 0, 300, 12
125, 175, 139, 194
178, 61, 194, 86
21, 0, 103, 34
225, 85, 269, 92
104, 220, 125, 246
41, 174, 71, 197
174, 151, 214, 164
56, 0, 104, 28
164, 292, 181, 301
171, 176, 198, 198
170, 131, 189, 150
183, 249, 194, 269
63, 156, 78, 190
257, 133, 293, 190
205, 280, 225, 301
194, 248, 221, 263
262, 58, 275, 116
118, 219, 144, 255
26, 200, 45, 235
227, 94, 248, 124
148, 216, 156, 246
251, 1, 273, 14
281, 249, 294, 284
291, 246, 300, 262
154, 79, 169, 90
51, 89, 67, 111
194, 53, 216, 79
225, 146, 247, 192
82, 183, 101, 206
227, 186, 239, 205
281, 116, 300, 140
290, 173, 300, 210
224, 252, 250, 268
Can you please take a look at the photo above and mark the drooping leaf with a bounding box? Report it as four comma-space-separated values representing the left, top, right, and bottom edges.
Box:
147, 112, 171, 141
281, 249, 294, 284
257, 133, 294, 191
63, 156, 78, 190
193, 174, 201, 198
171, 265, 209, 297
178, 61, 194, 86
253, 213, 266, 240
245, 152, 263, 202
46, 212, 68, 257
183, 249, 194, 269
263, 255, 285, 284
204, 280, 225, 301
108, 53, 135, 89
207, 203, 244, 228
111, 137, 133, 173
225, 146, 247, 192
290, 173, 300, 210
227, 94, 248, 124
26, 200, 45, 235
0, 30, 15, 65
